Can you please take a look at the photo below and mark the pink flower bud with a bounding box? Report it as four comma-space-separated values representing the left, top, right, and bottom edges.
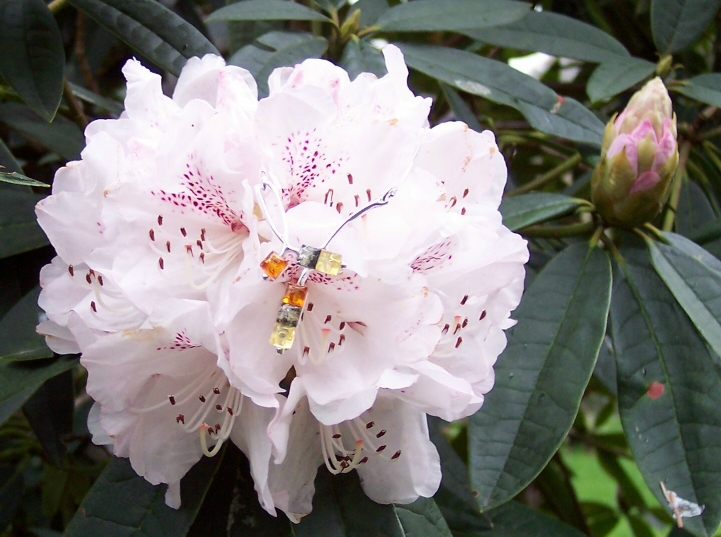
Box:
591, 77, 679, 228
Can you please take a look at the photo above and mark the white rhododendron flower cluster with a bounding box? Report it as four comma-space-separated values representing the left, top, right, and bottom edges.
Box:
35, 46, 528, 520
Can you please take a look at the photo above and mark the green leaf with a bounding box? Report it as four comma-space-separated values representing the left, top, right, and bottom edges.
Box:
0, 288, 52, 361
611, 243, 721, 536
0, 138, 22, 174
375, 0, 529, 32
0, 355, 78, 422
207, 0, 330, 22
340, 38, 387, 80
0, 464, 24, 530
67, 82, 124, 118
674, 74, 721, 108
398, 44, 604, 146
466, 11, 629, 63
348, 0, 389, 27
395, 498, 453, 537
228, 31, 328, 96
687, 216, 721, 245
0, 0, 64, 122
441, 83, 483, 132
0, 188, 50, 259
587, 58, 656, 103
0, 387, 34, 425
647, 232, 721, 367
23, 370, 74, 467
469, 243, 612, 510
0, 102, 84, 160
67, 0, 219, 77
0, 171, 49, 188
65, 450, 227, 537
651, 0, 721, 53
479, 501, 586, 536
500, 193, 582, 231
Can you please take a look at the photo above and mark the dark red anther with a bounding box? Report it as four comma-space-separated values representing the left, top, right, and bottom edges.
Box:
307, 303, 314, 311
86, 273, 92, 284
324, 315, 332, 324
336, 202, 343, 214
391, 450, 402, 460
180, 227, 187, 237
328, 342, 335, 353
199, 395, 206, 403
359, 456, 368, 464
441, 324, 449, 335
157, 215, 163, 226
376, 445, 386, 453
366, 189, 372, 202
149, 229, 155, 241
200, 228, 206, 241
158, 257, 164, 269
68, 265, 74, 276
376, 430, 386, 438
366, 421, 374, 429
169, 395, 176, 405
455, 336, 463, 348
90, 301, 97, 312
347, 173, 353, 185
460, 295, 469, 305
213, 387, 220, 395
97, 275, 104, 286
176, 414, 185, 424
215, 404, 223, 411
332, 433, 341, 439
227, 407, 234, 416
479, 310, 487, 320
462, 318, 468, 328
166, 240, 171, 253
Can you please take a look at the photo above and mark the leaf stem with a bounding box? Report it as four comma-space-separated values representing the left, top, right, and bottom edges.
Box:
589, 225, 605, 248
507, 153, 582, 197
520, 220, 595, 238
600, 233, 623, 263
63, 79, 88, 129
662, 140, 691, 232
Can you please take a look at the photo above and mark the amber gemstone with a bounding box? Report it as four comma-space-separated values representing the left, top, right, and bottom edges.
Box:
269, 324, 296, 352
297, 245, 321, 269
282, 283, 308, 308
276, 304, 302, 325
260, 251, 287, 279
316, 250, 342, 275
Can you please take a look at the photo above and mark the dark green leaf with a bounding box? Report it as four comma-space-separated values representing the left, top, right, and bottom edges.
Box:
67, 0, 220, 77
587, 58, 656, 103
687, 216, 721, 245
0, 102, 84, 160
65, 450, 227, 537
534, 460, 589, 533
68, 82, 124, 118
395, 498, 453, 537
648, 232, 721, 365
207, 0, 330, 22
500, 193, 582, 231
0, 0, 64, 122
478, 501, 586, 536
467, 11, 629, 63
598, 452, 648, 509
348, 0, 389, 27
340, 38, 387, 80
294, 469, 404, 537
398, 44, 604, 146
0, 355, 78, 421
611, 244, 721, 536
0, 464, 24, 530
0, 288, 51, 362
0, 138, 22, 174
23, 370, 74, 467
0, 188, 49, 259
674, 74, 721, 108
469, 244, 612, 510
677, 179, 716, 240
0, 387, 34, 425
228, 31, 328, 96
375, 0, 529, 32
651, 0, 721, 53
0, 171, 49, 188
441, 83, 483, 132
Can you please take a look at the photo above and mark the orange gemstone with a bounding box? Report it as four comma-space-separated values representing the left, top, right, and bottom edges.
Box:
260, 252, 287, 279
282, 283, 308, 308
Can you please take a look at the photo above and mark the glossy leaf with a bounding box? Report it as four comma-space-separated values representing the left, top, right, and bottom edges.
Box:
67, 0, 219, 77
0, 0, 64, 122
0, 138, 22, 174
395, 498, 453, 537
0, 287, 52, 361
441, 83, 483, 132
398, 44, 604, 146
348, 0, 389, 27
674, 74, 721, 108
375, 0, 529, 32
0, 188, 49, 260
479, 501, 586, 536
340, 38, 387, 80
65, 450, 227, 537
651, 0, 721, 53
0, 102, 84, 160
648, 232, 721, 364
207, 0, 330, 23
469, 243, 612, 510
500, 193, 582, 231
612, 244, 721, 536
587, 58, 656, 103
0, 355, 78, 421
0, 171, 49, 188
228, 31, 328, 96
467, 11, 629, 63
23, 370, 74, 467
68, 82, 124, 118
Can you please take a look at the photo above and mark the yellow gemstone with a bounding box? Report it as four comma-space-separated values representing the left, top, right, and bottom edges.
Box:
269, 323, 296, 352
316, 250, 342, 275
260, 252, 287, 280
282, 283, 308, 308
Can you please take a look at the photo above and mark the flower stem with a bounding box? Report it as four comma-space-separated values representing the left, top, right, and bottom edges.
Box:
507, 153, 582, 197
600, 233, 623, 263
589, 225, 605, 248
662, 140, 691, 231
520, 220, 595, 238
